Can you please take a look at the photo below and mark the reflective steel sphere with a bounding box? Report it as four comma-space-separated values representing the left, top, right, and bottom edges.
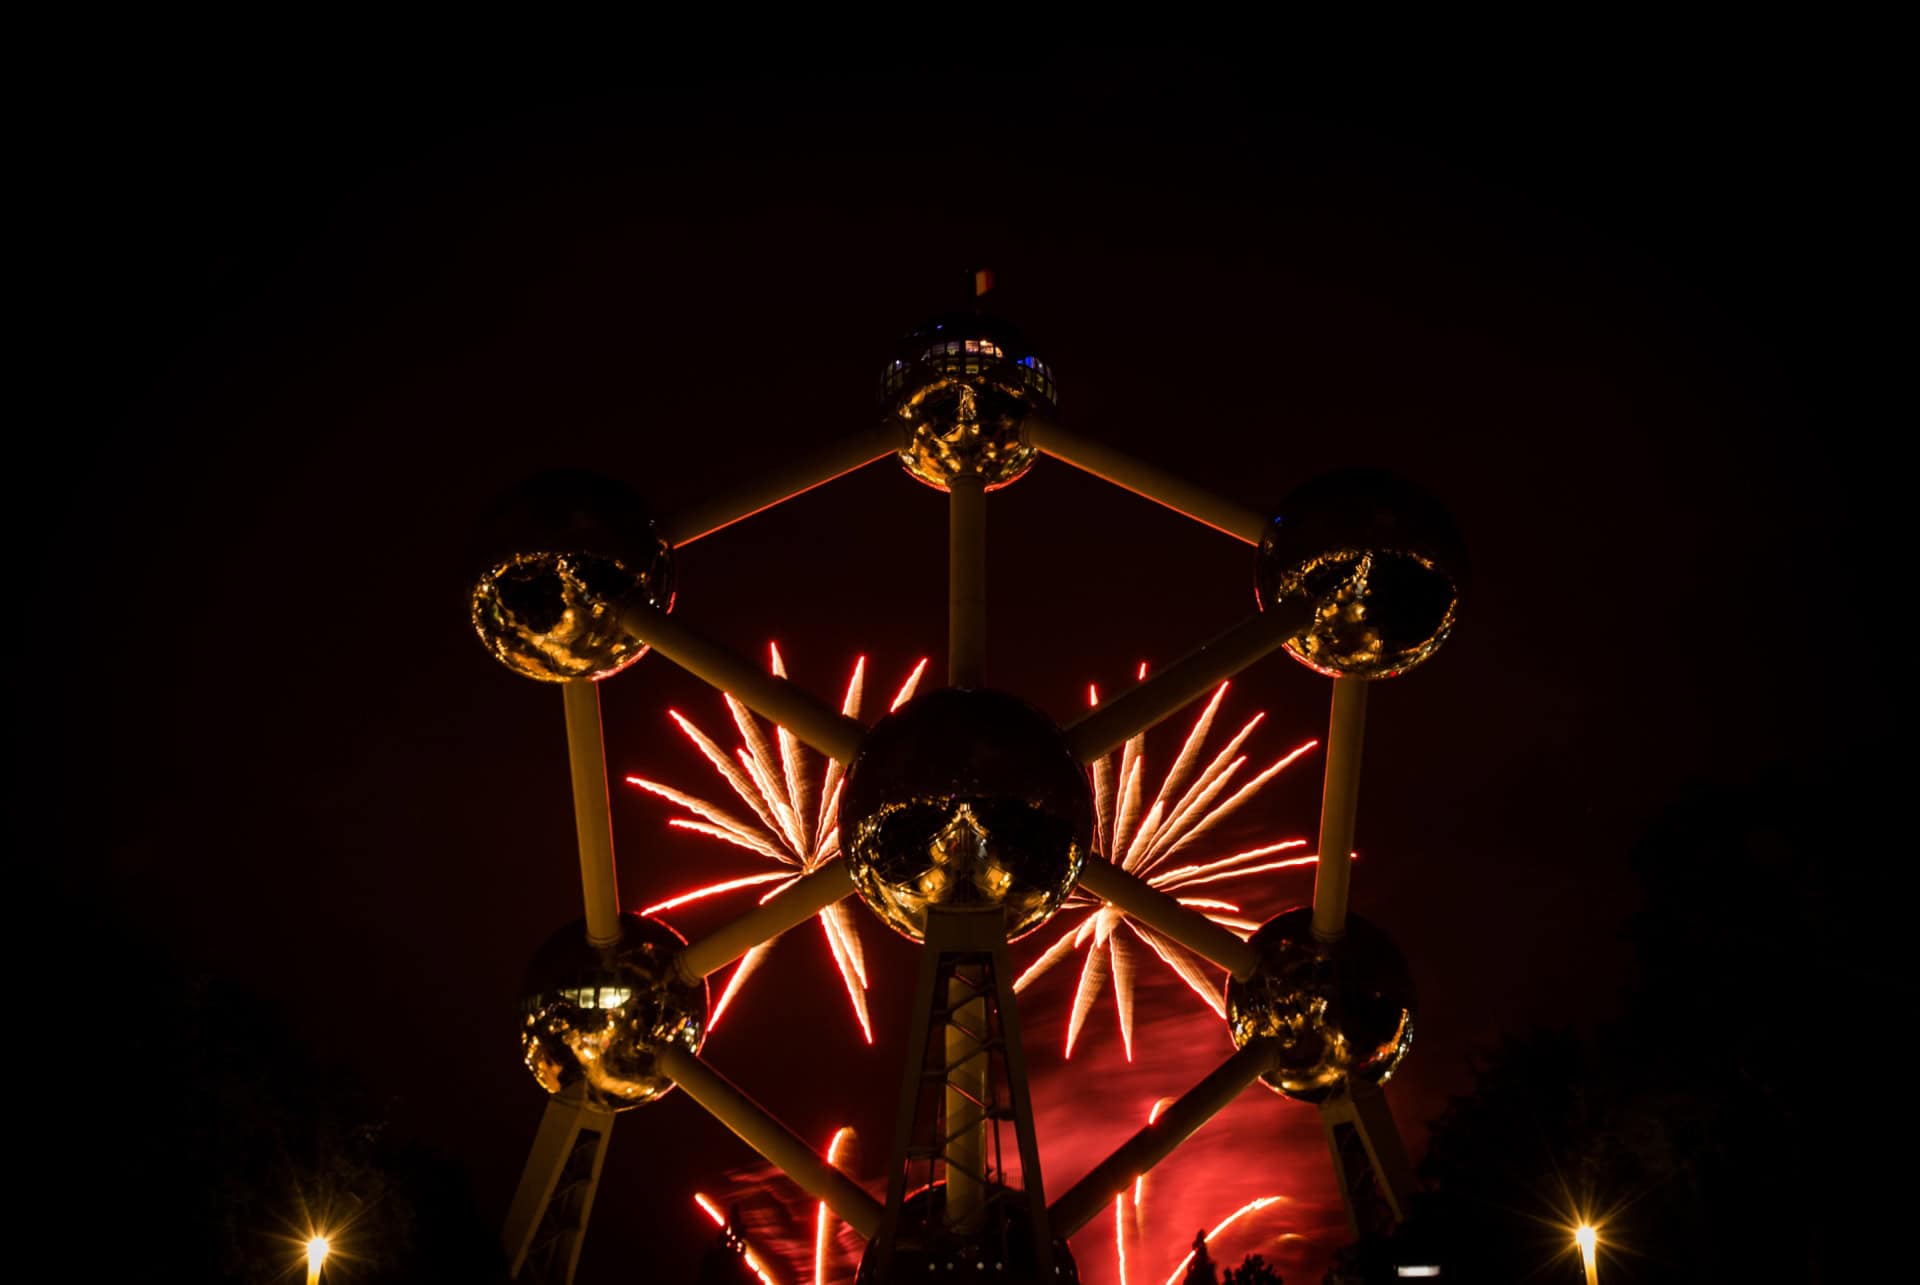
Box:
1255, 469, 1465, 679
520, 911, 707, 1111
469, 470, 675, 682
855, 1185, 1079, 1283
1225, 907, 1415, 1103
880, 312, 1057, 491
839, 688, 1092, 943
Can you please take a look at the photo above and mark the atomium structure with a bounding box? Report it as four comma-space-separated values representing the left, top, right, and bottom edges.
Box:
473, 281, 1466, 1284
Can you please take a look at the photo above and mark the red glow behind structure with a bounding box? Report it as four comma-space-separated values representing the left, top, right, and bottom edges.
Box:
1015, 669, 1327, 1059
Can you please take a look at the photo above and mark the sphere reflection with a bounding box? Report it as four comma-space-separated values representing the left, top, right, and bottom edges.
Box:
469, 470, 675, 682
520, 911, 707, 1111
1225, 907, 1415, 1103
840, 689, 1092, 943
880, 313, 1057, 492
1256, 469, 1465, 679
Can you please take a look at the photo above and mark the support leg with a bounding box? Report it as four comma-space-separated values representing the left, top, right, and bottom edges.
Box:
1319, 1085, 1415, 1238
502, 1095, 616, 1284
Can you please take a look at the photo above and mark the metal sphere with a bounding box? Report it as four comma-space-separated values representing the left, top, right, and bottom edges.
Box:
468, 469, 675, 682
854, 1185, 1079, 1283
839, 688, 1092, 944
1255, 468, 1466, 679
1225, 907, 1415, 1103
880, 312, 1057, 491
519, 911, 707, 1112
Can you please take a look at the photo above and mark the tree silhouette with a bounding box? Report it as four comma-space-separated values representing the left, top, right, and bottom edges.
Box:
1343, 756, 1892, 1283
1222, 1251, 1283, 1284
1182, 1229, 1218, 1285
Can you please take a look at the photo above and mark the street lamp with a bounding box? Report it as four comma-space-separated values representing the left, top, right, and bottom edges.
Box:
1574, 1224, 1598, 1285
305, 1235, 330, 1285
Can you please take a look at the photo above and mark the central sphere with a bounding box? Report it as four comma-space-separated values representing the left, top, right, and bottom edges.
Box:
839, 688, 1092, 943
519, 911, 708, 1111
880, 312, 1057, 491
1225, 907, 1415, 1103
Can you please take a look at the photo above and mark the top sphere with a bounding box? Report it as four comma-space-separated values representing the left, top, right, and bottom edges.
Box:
839, 688, 1092, 943
880, 312, 1057, 491
468, 470, 675, 682
1255, 469, 1466, 679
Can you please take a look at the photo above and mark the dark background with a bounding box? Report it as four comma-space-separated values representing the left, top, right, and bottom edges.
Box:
25, 34, 1896, 1283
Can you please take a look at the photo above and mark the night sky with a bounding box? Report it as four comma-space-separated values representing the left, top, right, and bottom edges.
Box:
34, 39, 1888, 1284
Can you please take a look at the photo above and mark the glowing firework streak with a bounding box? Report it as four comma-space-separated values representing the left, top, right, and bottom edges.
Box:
815, 1127, 856, 1285
1018, 670, 1325, 1058
630, 648, 928, 1041
1158, 1197, 1284, 1285
1106, 1095, 1285, 1285
695, 1192, 782, 1285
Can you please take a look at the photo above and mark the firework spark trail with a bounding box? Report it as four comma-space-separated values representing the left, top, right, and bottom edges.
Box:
815, 1127, 856, 1285
1158, 1197, 1285, 1285
1105, 1095, 1284, 1285
695, 1192, 782, 1285
1017, 672, 1324, 1057
628, 649, 928, 1040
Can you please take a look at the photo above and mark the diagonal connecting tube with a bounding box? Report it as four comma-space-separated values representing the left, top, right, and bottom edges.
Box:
1064, 603, 1312, 764
1027, 420, 1270, 545
1075, 859, 1260, 980
676, 860, 855, 982
1049, 1038, 1281, 1237
656, 1044, 883, 1238
619, 603, 867, 764
662, 425, 900, 548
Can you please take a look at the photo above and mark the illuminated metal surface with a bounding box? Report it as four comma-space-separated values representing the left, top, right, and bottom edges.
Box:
520, 911, 709, 1111
841, 689, 1092, 943
470, 470, 675, 682
1256, 469, 1465, 680
857, 1184, 1079, 1284
881, 313, 1057, 492
1224, 907, 1415, 1103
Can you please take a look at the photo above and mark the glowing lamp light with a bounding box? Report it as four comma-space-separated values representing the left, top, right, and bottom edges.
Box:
1395, 1270, 1441, 1279
1575, 1224, 1600, 1285
305, 1235, 330, 1285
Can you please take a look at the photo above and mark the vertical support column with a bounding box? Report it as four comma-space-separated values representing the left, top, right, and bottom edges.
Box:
561, 680, 622, 947
985, 930, 1053, 1280
945, 968, 987, 1233
1310, 677, 1368, 942
502, 1095, 617, 1283
948, 472, 987, 689
872, 909, 1052, 1278
1318, 1085, 1414, 1238
945, 469, 990, 1237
